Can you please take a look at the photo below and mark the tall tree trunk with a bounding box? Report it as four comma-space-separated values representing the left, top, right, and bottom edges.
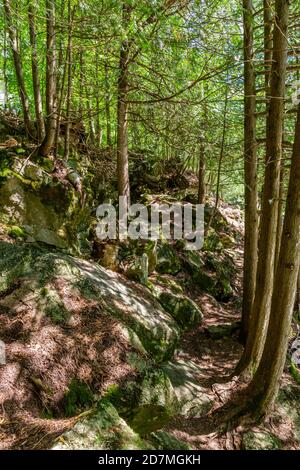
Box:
275, 162, 285, 271
264, 0, 273, 96
240, 0, 258, 343
3, 26, 9, 109
296, 269, 300, 320
3, 0, 33, 135
28, 2, 45, 141
197, 133, 206, 204
104, 58, 112, 147
236, 0, 289, 376
95, 48, 102, 148
117, 2, 132, 202
64, 0, 75, 160
54, 0, 66, 155
40, 0, 57, 156
86, 86, 95, 145
206, 82, 229, 234
79, 48, 84, 121
245, 101, 300, 418
295, 266, 300, 320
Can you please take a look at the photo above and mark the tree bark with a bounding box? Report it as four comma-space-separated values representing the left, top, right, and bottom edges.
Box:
95, 48, 102, 148
86, 86, 95, 144
53, 0, 66, 156
3, 27, 9, 109
295, 266, 300, 320
206, 82, 229, 234
240, 0, 258, 344
3, 0, 33, 136
39, 0, 57, 156
104, 58, 112, 147
197, 133, 206, 204
117, 2, 132, 202
245, 101, 300, 418
28, 2, 45, 141
264, 0, 273, 96
64, 0, 75, 160
275, 162, 285, 271
236, 0, 289, 376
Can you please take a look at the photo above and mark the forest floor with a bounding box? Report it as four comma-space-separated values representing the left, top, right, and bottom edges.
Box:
1, 196, 299, 450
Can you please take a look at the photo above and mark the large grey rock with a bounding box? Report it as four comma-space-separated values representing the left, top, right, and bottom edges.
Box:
112, 366, 179, 435
34, 227, 67, 249
241, 430, 283, 450
162, 359, 212, 417
206, 321, 240, 340
0, 163, 91, 255
52, 399, 153, 450
0, 242, 180, 362
277, 385, 300, 441
52, 399, 189, 450
157, 291, 203, 330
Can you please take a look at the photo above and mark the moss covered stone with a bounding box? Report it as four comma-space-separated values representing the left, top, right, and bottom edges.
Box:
113, 368, 179, 435
156, 243, 182, 275
158, 291, 203, 329
0, 153, 92, 255
8, 225, 26, 239
206, 321, 240, 340
241, 430, 283, 450
277, 385, 300, 441
162, 359, 213, 418
148, 431, 191, 450
52, 399, 154, 450
0, 242, 180, 361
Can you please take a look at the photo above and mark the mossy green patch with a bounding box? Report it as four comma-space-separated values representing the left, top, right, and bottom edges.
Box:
289, 361, 300, 385
158, 291, 203, 329
63, 379, 94, 417
241, 430, 283, 450
148, 430, 191, 450
156, 244, 181, 275
111, 368, 178, 435
8, 225, 26, 239
53, 398, 154, 450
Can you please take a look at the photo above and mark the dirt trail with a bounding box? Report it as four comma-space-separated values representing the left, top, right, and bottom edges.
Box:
164, 243, 244, 449
164, 234, 299, 450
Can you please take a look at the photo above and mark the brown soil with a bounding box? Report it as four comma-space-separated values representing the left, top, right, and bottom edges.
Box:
0, 285, 136, 449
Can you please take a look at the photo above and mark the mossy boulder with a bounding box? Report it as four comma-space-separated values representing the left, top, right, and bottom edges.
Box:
277, 385, 300, 441
148, 431, 191, 450
8, 225, 26, 240
0, 155, 92, 254
202, 227, 223, 252
162, 359, 213, 418
182, 250, 205, 273
241, 430, 283, 450
190, 253, 235, 302
193, 270, 216, 292
151, 275, 184, 295
52, 399, 153, 450
206, 321, 240, 339
111, 367, 179, 435
0, 242, 180, 361
157, 291, 203, 330
219, 233, 235, 248
156, 243, 182, 275
52, 400, 190, 450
